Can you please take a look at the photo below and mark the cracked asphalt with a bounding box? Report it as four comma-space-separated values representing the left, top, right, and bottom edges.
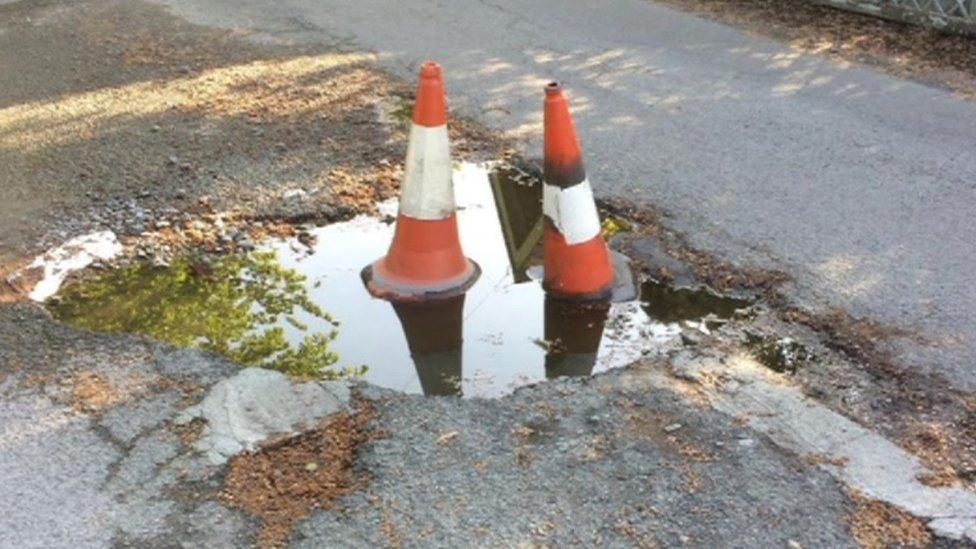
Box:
0, 304, 856, 548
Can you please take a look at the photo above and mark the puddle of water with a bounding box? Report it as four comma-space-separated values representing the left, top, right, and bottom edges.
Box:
639, 279, 751, 326
744, 334, 815, 374
48, 251, 364, 380
48, 162, 750, 398
257, 162, 676, 397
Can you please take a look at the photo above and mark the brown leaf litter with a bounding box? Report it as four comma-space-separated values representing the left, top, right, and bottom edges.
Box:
781, 304, 976, 488
69, 372, 120, 413
221, 400, 379, 548
846, 490, 932, 548
653, 0, 976, 100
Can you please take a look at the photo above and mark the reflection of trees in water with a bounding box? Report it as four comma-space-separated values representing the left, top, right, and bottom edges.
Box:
50, 251, 363, 380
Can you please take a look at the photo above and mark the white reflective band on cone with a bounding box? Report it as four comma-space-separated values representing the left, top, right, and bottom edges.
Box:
399, 124, 455, 220
543, 179, 602, 245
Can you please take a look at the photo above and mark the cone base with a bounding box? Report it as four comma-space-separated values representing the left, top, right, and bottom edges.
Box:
542, 281, 613, 302
544, 255, 636, 302
542, 221, 614, 301
362, 258, 481, 302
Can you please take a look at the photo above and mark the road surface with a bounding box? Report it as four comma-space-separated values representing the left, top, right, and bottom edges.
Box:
155, 0, 976, 390
2, 2, 975, 544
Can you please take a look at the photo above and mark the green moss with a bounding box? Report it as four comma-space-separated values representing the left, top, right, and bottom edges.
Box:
601, 216, 632, 239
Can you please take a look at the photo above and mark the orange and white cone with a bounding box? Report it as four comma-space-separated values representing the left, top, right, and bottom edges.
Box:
541, 82, 614, 300
363, 61, 480, 301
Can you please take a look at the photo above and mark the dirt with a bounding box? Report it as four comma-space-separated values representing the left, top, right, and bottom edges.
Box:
902, 420, 976, 488
651, 0, 976, 100
174, 416, 208, 447
377, 502, 406, 548
603, 196, 791, 294
916, 466, 960, 489
846, 491, 932, 548
778, 303, 976, 489
805, 453, 851, 468
221, 400, 379, 548
68, 372, 119, 412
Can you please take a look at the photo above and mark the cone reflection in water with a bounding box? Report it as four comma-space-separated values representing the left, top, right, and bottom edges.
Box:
391, 295, 465, 396
543, 295, 610, 379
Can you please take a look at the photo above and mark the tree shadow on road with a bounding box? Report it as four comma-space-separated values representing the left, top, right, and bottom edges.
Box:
0, 0, 508, 265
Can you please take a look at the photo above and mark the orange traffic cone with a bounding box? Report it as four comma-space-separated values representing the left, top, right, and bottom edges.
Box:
541, 82, 614, 300
543, 296, 610, 379
391, 295, 465, 396
363, 61, 480, 301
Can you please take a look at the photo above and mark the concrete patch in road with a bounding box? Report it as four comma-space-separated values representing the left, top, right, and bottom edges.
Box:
625, 348, 976, 542
177, 368, 352, 464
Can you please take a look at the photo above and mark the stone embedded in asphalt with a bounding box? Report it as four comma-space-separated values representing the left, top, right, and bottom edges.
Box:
609, 250, 639, 302
680, 330, 703, 346
627, 236, 697, 287
176, 368, 351, 464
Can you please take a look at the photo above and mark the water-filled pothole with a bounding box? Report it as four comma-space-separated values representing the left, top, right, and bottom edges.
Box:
48, 163, 752, 397
639, 279, 751, 328
744, 333, 815, 374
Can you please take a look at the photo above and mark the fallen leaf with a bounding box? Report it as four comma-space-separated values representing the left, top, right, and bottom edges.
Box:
436, 431, 459, 445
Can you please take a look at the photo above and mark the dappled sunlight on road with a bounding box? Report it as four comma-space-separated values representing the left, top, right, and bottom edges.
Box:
0, 52, 375, 153
814, 254, 884, 299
